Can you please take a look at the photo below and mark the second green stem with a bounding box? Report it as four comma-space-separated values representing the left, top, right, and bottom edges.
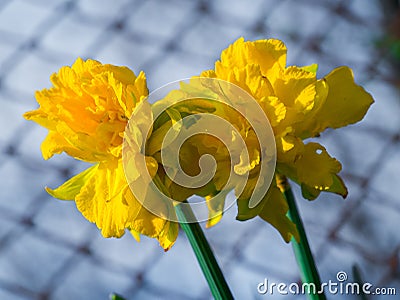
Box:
280, 177, 327, 300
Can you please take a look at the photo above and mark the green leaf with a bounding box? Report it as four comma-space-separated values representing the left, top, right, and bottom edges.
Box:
46, 164, 98, 200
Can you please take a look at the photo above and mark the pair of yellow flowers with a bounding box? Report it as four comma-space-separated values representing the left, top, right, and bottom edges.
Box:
24, 38, 373, 250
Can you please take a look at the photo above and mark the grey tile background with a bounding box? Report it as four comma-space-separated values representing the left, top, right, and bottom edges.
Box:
0, 0, 399, 299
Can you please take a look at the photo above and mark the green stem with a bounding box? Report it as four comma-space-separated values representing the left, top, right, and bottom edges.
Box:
153, 175, 233, 299
175, 202, 234, 300
280, 178, 326, 300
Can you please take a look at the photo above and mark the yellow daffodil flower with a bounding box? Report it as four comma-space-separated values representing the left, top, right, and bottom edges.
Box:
167, 37, 374, 241
24, 58, 178, 250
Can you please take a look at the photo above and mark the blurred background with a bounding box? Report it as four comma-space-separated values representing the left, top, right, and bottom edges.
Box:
0, 0, 399, 299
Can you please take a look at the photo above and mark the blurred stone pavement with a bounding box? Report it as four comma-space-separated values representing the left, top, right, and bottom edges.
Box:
0, 0, 399, 299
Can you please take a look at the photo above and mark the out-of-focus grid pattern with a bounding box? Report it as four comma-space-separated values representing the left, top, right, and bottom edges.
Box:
0, 0, 399, 299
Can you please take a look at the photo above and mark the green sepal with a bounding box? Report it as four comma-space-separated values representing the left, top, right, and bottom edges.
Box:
300, 63, 318, 74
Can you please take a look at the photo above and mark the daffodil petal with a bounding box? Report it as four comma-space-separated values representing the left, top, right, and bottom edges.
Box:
23, 109, 57, 131
46, 164, 98, 200
258, 184, 299, 242
280, 142, 347, 200
157, 221, 179, 251
129, 228, 141, 242
41, 131, 84, 160
205, 194, 225, 228
301, 173, 347, 200
236, 175, 268, 221
297, 143, 342, 191
315, 66, 374, 132
124, 186, 178, 250
246, 38, 287, 82
75, 160, 130, 238
273, 66, 316, 109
